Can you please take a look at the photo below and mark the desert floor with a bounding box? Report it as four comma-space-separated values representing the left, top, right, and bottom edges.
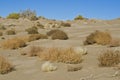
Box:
0, 18, 120, 80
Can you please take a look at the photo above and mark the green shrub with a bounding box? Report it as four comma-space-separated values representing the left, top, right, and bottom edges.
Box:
26, 27, 38, 34
74, 15, 84, 20
7, 13, 20, 19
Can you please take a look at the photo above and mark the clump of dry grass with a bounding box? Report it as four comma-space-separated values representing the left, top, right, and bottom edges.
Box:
6, 29, 16, 35
0, 55, 13, 74
2, 38, 26, 49
98, 50, 120, 67
28, 34, 48, 42
39, 48, 82, 64
84, 30, 112, 45
47, 29, 68, 40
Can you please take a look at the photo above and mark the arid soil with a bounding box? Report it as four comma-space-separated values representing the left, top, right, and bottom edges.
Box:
0, 18, 120, 80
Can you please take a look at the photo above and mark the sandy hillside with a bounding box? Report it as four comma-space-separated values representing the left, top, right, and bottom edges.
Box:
0, 18, 120, 80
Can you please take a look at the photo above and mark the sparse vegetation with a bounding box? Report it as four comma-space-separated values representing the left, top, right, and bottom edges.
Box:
0, 55, 13, 74
28, 34, 48, 42
19, 9, 37, 20
2, 38, 26, 49
25, 27, 38, 34
47, 29, 68, 40
7, 13, 20, 19
6, 29, 16, 35
84, 30, 112, 45
98, 50, 120, 67
39, 48, 82, 64
74, 15, 85, 20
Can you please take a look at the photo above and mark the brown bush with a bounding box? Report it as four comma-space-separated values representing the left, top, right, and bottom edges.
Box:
0, 55, 13, 74
2, 38, 26, 49
39, 48, 82, 64
28, 34, 48, 42
47, 29, 61, 36
84, 30, 112, 45
6, 29, 16, 35
25, 27, 38, 34
60, 22, 71, 27
98, 50, 120, 67
47, 29, 68, 40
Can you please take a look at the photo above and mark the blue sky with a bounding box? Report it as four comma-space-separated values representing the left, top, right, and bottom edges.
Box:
0, 0, 120, 20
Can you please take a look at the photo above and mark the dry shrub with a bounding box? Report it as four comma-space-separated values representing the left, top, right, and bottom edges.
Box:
98, 50, 120, 67
2, 38, 26, 49
109, 39, 120, 47
47, 29, 68, 40
28, 34, 48, 42
0, 55, 13, 74
84, 30, 112, 45
60, 22, 71, 27
25, 27, 38, 34
47, 29, 61, 36
28, 46, 44, 56
6, 29, 16, 35
39, 48, 82, 64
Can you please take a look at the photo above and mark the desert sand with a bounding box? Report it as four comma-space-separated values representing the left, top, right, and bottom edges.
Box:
0, 18, 120, 80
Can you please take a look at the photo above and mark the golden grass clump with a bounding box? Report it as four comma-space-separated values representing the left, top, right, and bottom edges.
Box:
39, 48, 82, 64
98, 50, 120, 67
84, 30, 112, 45
28, 34, 48, 42
2, 38, 26, 49
0, 55, 13, 74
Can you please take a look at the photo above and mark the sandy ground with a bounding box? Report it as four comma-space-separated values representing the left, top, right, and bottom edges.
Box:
0, 18, 120, 80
